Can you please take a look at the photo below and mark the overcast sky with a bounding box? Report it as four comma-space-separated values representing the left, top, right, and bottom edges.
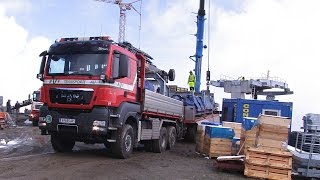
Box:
0, 0, 319, 130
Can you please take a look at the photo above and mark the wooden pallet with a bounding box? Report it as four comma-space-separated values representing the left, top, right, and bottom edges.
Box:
245, 163, 292, 180
246, 147, 292, 169
203, 137, 232, 158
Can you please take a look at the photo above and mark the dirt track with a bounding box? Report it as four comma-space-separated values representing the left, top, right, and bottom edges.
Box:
0, 119, 248, 180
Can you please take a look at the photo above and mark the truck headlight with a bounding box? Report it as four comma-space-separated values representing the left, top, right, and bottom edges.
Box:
93, 120, 106, 127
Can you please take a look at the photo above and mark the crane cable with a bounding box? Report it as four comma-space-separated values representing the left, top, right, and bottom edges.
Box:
206, 0, 211, 92
138, 0, 142, 49
207, 0, 211, 71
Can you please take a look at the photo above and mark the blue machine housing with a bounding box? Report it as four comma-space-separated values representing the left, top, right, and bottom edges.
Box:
171, 93, 215, 116
221, 98, 293, 123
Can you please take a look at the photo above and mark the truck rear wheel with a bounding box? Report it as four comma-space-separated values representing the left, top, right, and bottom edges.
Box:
185, 125, 197, 142
153, 127, 167, 153
166, 126, 176, 150
51, 134, 75, 153
111, 124, 134, 159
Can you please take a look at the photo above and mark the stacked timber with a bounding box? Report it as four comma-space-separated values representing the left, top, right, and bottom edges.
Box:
222, 121, 242, 139
245, 148, 292, 180
223, 121, 242, 155
240, 117, 259, 155
195, 124, 206, 154
244, 115, 292, 180
256, 115, 290, 152
203, 126, 234, 158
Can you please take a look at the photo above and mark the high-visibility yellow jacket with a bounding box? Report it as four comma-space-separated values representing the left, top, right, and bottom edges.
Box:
188, 74, 196, 83
188, 74, 196, 88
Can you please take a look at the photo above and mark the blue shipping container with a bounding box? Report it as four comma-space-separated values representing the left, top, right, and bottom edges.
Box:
221, 98, 293, 123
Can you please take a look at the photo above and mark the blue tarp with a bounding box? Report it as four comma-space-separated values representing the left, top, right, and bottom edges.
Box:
205, 126, 235, 139
242, 117, 258, 131
232, 137, 240, 145
201, 122, 220, 126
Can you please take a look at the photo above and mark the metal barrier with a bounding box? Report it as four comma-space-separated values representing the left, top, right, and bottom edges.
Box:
294, 132, 320, 178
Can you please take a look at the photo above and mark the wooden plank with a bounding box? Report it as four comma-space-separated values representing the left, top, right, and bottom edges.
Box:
259, 124, 289, 135
248, 147, 292, 157
222, 121, 242, 138
244, 163, 268, 179
246, 149, 292, 169
258, 114, 291, 127
245, 163, 291, 180
259, 131, 288, 141
256, 138, 286, 150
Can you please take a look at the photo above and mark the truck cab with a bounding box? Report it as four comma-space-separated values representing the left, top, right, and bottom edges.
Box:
29, 90, 43, 126
37, 36, 182, 158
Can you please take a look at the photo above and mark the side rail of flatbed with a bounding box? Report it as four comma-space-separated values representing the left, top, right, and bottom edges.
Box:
143, 90, 184, 120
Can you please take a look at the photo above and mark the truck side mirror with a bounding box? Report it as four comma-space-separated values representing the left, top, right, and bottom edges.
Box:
37, 52, 47, 81
39, 50, 47, 57
119, 54, 129, 78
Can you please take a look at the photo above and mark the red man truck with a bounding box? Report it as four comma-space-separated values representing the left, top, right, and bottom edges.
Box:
37, 36, 185, 158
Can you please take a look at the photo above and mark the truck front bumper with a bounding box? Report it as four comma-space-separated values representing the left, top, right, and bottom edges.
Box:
38, 105, 110, 137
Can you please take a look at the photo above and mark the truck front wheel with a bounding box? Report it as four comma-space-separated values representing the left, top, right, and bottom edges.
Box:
51, 134, 75, 153
112, 124, 134, 159
153, 127, 167, 153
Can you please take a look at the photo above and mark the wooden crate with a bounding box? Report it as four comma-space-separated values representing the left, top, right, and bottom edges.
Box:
203, 136, 232, 158
240, 126, 259, 155
168, 85, 177, 92
256, 138, 287, 151
259, 130, 288, 141
177, 87, 188, 92
258, 115, 291, 128
222, 121, 242, 139
244, 163, 292, 180
195, 130, 205, 154
246, 147, 292, 169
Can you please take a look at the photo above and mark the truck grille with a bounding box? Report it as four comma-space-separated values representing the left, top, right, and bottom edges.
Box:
49, 88, 94, 105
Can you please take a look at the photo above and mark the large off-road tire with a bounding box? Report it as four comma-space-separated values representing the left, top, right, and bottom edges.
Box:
166, 126, 177, 150
111, 124, 134, 159
51, 134, 75, 153
153, 127, 168, 153
32, 120, 38, 126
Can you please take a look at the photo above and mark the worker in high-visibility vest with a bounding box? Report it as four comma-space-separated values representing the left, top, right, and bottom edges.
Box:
188, 71, 196, 91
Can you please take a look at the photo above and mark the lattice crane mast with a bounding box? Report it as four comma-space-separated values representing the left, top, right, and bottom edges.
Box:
94, 0, 141, 43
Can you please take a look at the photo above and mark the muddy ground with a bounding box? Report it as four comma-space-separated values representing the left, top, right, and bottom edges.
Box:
0, 117, 249, 180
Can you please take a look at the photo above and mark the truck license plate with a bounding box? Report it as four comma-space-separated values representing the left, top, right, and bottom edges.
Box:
59, 118, 76, 124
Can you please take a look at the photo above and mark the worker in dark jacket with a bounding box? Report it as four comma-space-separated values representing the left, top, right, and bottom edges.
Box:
6, 99, 11, 113
188, 71, 196, 91
14, 101, 20, 114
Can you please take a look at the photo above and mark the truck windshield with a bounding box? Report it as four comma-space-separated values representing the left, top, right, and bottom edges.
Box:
32, 91, 40, 102
46, 54, 107, 76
